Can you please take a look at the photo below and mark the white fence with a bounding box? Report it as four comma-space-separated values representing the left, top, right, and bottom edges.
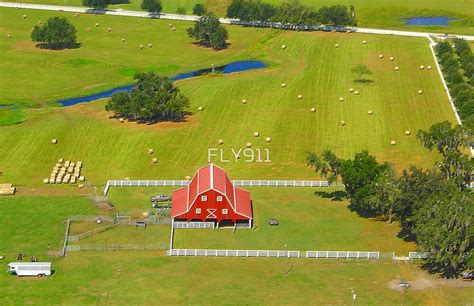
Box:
408, 252, 429, 259
103, 179, 329, 195
173, 221, 215, 229
306, 251, 382, 259
167, 249, 301, 258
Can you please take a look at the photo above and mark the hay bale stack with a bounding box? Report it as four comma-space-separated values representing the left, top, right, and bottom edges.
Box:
310, 107, 316, 112
368, 110, 373, 115
281, 44, 286, 49
379, 54, 384, 59
297, 94, 303, 99
151, 158, 158, 164
405, 130, 411, 136
51, 139, 58, 144
418, 89, 423, 95
340, 120, 346, 126
395, 66, 399, 71
419, 65, 425, 70
254, 132, 259, 137
390, 140, 396, 146
218, 139, 224, 145
339, 97, 344, 102
390, 57, 394, 61
265, 137, 271, 143
349, 88, 354, 93
241, 99, 247, 104
198, 106, 204, 111
43, 178, 49, 184
148, 148, 154, 154
49, 179, 55, 184
246, 142, 252, 148
354, 90, 360, 95
281, 83, 286, 88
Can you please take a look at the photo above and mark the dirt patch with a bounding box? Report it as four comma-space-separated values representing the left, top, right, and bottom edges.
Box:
388, 277, 474, 291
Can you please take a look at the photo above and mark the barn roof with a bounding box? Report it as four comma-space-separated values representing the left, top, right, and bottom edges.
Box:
171, 164, 252, 219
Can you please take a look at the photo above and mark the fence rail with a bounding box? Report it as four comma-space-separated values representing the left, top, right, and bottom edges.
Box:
68, 222, 117, 242
306, 251, 383, 259
167, 249, 301, 258
103, 179, 329, 195
408, 252, 429, 259
173, 221, 215, 229
66, 243, 167, 252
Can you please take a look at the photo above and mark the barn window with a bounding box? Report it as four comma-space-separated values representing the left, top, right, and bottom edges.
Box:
217, 196, 223, 202
222, 209, 228, 214
196, 208, 201, 214
201, 195, 207, 201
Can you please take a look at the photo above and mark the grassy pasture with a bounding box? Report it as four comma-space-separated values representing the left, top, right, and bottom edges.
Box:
3, 0, 473, 34
0, 7, 457, 188
0, 194, 473, 305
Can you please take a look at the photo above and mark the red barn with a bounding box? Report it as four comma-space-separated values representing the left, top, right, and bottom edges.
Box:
171, 164, 252, 227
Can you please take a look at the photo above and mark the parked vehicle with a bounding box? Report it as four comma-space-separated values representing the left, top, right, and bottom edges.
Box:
462, 271, 473, 281
8, 262, 52, 277
150, 194, 171, 202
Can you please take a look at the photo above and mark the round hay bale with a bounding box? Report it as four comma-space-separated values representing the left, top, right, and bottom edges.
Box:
390, 140, 396, 146
349, 88, 354, 93
419, 65, 425, 70
168, 23, 172, 27
124, 177, 130, 181
246, 142, 252, 148
147, 148, 154, 154
310, 107, 316, 112
55, 163, 61, 167
49, 179, 55, 184
7, 34, 11, 38
340, 120, 346, 126
38, 20, 42, 24
339, 97, 344, 102
51, 139, 58, 144
390, 56, 394, 61
121, 38, 125, 42
418, 89, 423, 95
241, 99, 247, 104
185, 175, 191, 180
265, 137, 272, 143
151, 158, 158, 164
354, 90, 360, 95
405, 130, 411, 136
297, 94, 303, 99
427, 65, 432, 70
95, 22, 99, 27
254, 132, 259, 137
362, 40, 367, 44
143, 212, 149, 218
281, 83, 286, 88
148, 43, 153, 48
368, 110, 373, 115
119, 118, 125, 123
395, 66, 399, 71
172, 27, 176, 32
78, 176, 85, 182
218, 139, 224, 145
281, 44, 286, 49
78, 184, 84, 188
334, 43, 339, 48
379, 54, 384, 59
139, 44, 144, 49
198, 106, 204, 111
43, 178, 49, 184
107, 27, 111, 32
22, 14, 27, 19
58, 158, 64, 163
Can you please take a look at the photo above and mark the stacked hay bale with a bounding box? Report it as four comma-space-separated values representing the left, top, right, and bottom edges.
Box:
0, 184, 16, 195
46, 159, 83, 184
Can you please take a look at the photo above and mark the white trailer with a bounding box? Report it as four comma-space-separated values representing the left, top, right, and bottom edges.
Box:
8, 262, 52, 277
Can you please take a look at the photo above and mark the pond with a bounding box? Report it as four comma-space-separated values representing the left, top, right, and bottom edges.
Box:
58, 60, 268, 107
402, 16, 454, 26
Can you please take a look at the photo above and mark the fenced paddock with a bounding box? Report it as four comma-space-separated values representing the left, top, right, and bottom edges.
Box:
103, 179, 329, 195
66, 243, 167, 252
167, 249, 301, 258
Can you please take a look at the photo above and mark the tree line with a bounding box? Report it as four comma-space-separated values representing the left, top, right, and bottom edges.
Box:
307, 121, 473, 277
227, 0, 356, 26
436, 39, 474, 131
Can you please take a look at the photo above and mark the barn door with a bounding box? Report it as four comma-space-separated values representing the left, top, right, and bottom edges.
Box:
206, 209, 217, 219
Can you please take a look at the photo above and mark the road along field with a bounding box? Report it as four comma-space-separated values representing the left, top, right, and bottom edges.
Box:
2, 0, 473, 34
0, 8, 458, 187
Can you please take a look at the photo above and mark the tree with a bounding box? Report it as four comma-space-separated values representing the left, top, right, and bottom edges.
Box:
318, 5, 351, 26
141, 0, 162, 13
273, 0, 318, 25
413, 193, 473, 277
349, 5, 357, 26
175, 7, 186, 14
82, 0, 111, 9
31, 17, 78, 49
366, 166, 400, 223
187, 13, 228, 50
306, 149, 341, 184
227, 0, 277, 21
435, 41, 453, 56
105, 72, 189, 122
192, 3, 207, 16
417, 121, 473, 189
351, 64, 372, 81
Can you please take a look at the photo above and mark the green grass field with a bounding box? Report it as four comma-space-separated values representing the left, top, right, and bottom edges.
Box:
3, 0, 474, 34
0, 8, 458, 188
